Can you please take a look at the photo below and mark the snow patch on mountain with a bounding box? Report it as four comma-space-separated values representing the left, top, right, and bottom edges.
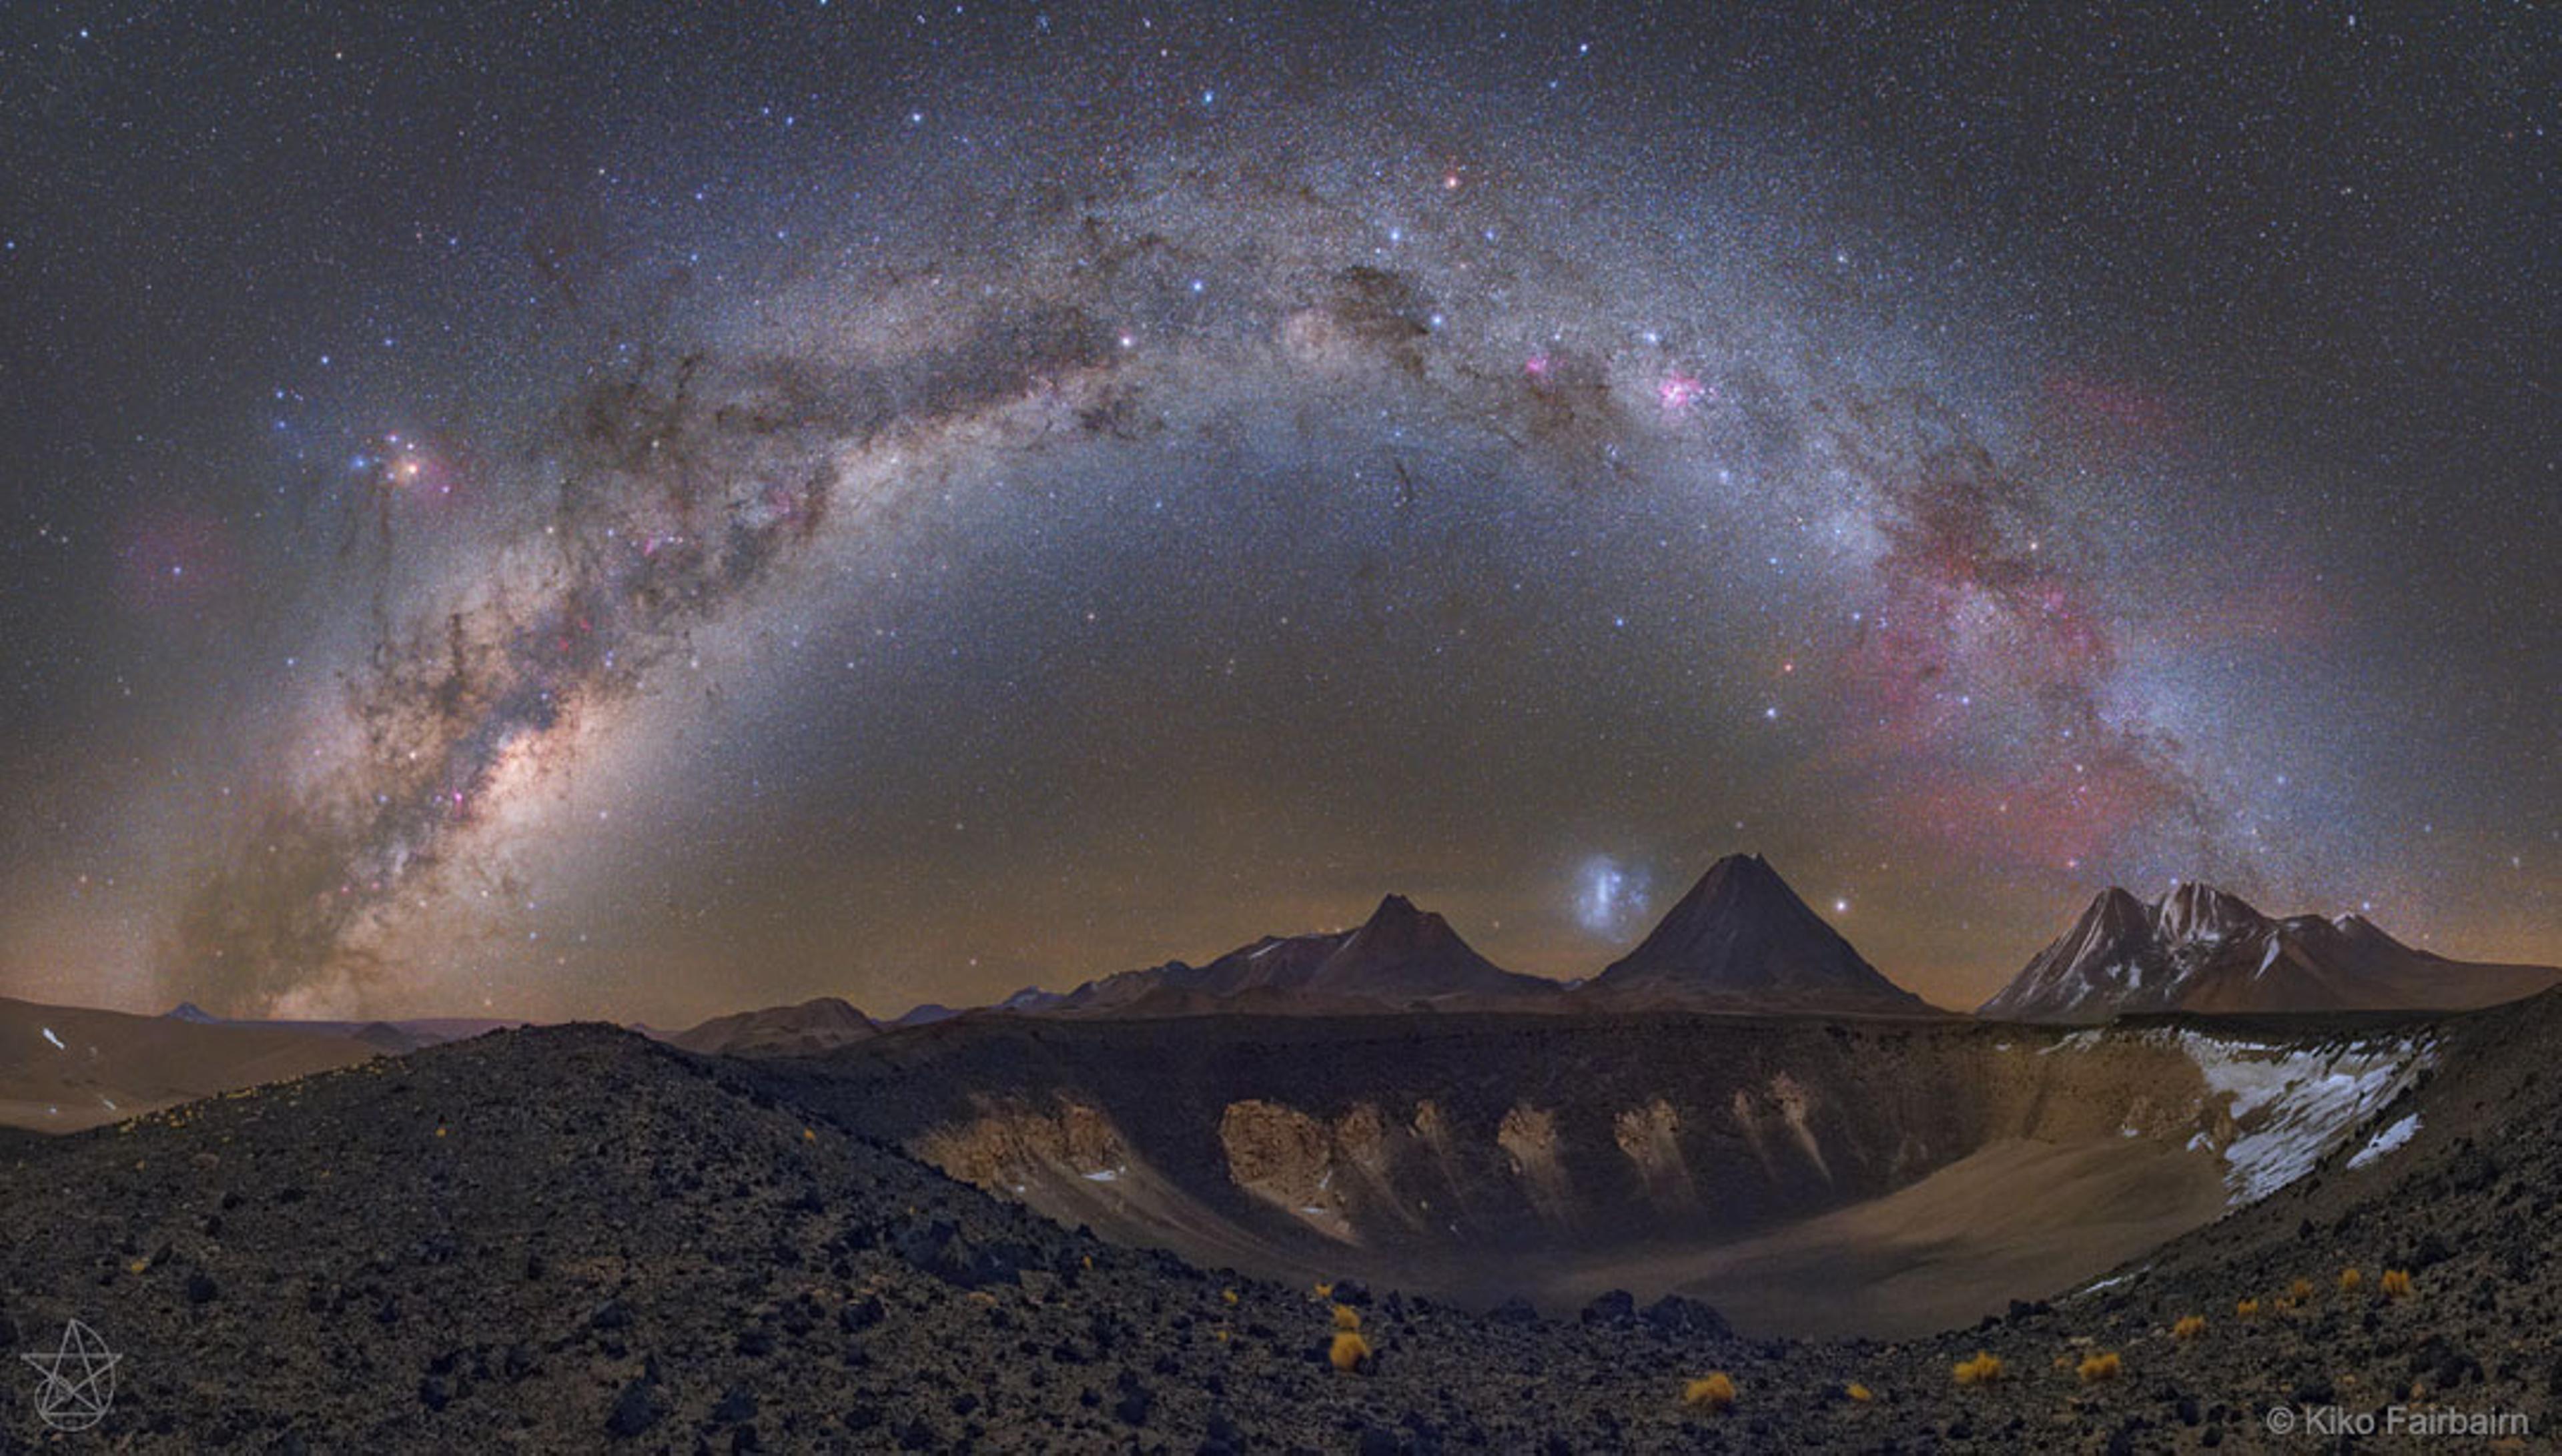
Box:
2170, 1030, 2433, 1205
2027, 1024, 2431, 1205
2347, 1113, 2422, 1170
2038, 1028, 2106, 1055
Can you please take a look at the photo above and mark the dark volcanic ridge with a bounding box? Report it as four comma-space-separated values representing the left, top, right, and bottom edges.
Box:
163, 1002, 523, 1054
1047, 892, 1564, 1019
659, 996, 879, 1058
5, 992, 2560, 1451
1982, 880, 2560, 1023
996, 854, 1940, 1025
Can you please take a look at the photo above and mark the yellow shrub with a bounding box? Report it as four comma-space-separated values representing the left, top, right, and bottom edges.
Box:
2076, 1351, 2122, 1384
1332, 1303, 1362, 1331
2172, 1315, 2208, 1342
1953, 1351, 2005, 1387
2339, 1267, 2363, 1293
1845, 1383, 1873, 1403
2236, 1298, 2261, 1319
1328, 1331, 1372, 1373
2381, 1269, 2413, 1299
2288, 1278, 2314, 1301
1682, 1373, 1737, 1412
1221, 1288, 1239, 1306
1312, 1281, 1334, 1299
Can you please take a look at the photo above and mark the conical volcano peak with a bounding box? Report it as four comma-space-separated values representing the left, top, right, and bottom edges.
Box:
1303, 894, 1553, 1002
1668, 852, 1820, 921
1364, 892, 1426, 925
1696, 851, 1779, 888
1340, 892, 1458, 950
1584, 854, 1933, 1014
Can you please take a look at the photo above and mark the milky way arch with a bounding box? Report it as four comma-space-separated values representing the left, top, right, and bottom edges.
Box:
163, 143, 2204, 1016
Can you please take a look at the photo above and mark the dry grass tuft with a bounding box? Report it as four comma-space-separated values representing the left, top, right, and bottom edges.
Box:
1953, 1351, 2005, 1387
1328, 1331, 1372, 1373
2076, 1351, 2122, 1384
1681, 1373, 1737, 1412
2172, 1315, 2208, 1342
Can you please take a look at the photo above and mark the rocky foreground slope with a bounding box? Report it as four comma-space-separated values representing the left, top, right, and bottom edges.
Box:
0, 998, 2557, 1451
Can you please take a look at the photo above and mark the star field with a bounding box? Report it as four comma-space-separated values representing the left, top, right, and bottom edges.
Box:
0, 3, 2552, 1022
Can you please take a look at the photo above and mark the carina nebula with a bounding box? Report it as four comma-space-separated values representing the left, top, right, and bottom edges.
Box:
0, 4, 2551, 1022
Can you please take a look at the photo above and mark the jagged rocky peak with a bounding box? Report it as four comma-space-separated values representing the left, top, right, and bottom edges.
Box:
1983, 879, 2559, 1022
2152, 880, 2264, 943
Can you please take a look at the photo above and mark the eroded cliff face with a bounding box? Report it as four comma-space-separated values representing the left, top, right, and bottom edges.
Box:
773, 1012, 2429, 1323
914, 1098, 1130, 1189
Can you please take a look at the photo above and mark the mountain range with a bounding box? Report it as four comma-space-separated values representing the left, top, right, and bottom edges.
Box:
53, 863, 2549, 1097
1032, 892, 1565, 1018
1003, 855, 1936, 1022
1979, 880, 2560, 1022
660, 996, 880, 1057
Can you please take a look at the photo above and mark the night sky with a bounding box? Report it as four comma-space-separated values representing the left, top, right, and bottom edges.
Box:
2, 3, 2553, 1024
